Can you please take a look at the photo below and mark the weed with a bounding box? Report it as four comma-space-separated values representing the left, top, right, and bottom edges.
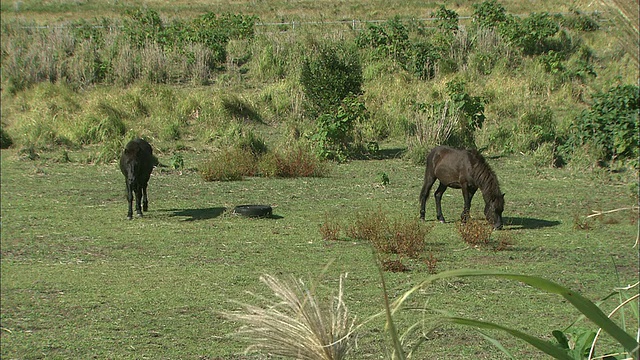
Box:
423, 252, 438, 274
391, 219, 429, 258
493, 232, 515, 251
572, 214, 592, 230
320, 214, 342, 242
456, 219, 493, 246
345, 209, 432, 270
170, 153, 185, 170
382, 259, 408, 272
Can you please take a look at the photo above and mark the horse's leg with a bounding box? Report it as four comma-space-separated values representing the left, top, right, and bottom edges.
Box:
419, 174, 436, 220
142, 182, 148, 212
126, 183, 134, 220
134, 186, 143, 217
460, 186, 477, 223
434, 182, 448, 223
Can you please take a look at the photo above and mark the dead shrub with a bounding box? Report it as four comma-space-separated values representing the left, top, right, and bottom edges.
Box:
345, 209, 433, 271
423, 252, 438, 274
319, 214, 341, 241
382, 259, 408, 272
456, 219, 493, 246
493, 232, 515, 251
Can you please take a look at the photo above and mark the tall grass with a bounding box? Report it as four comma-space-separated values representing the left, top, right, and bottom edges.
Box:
225, 273, 356, 360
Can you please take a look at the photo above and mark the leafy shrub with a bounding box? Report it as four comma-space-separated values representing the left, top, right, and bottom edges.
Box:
565, 85, 639, 164
300, 41, 363, 116
445, 78, 485, 148
432, 5, 459, 33
311, 94, 368, 161
356, 17, 409, 63
472, 0, 508, 29
499, 12, 560, 55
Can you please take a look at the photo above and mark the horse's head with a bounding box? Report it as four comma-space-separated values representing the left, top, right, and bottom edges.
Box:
484, 193, 505, 229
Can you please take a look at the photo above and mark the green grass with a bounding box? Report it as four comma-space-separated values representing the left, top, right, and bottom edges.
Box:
1, 145, 637, 358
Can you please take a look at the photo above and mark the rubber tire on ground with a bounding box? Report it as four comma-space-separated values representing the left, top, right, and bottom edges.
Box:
232, 205, 273, 218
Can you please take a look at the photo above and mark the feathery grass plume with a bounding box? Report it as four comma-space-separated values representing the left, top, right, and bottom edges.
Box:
225, 273, 356, 360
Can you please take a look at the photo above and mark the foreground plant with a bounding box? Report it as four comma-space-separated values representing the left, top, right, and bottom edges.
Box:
390, 269, 639, 360
224, 273, 356, 360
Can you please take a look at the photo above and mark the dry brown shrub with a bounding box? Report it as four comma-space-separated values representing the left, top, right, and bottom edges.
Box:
456, 219, 493, 246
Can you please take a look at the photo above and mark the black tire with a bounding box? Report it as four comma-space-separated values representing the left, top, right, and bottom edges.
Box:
232, 205, 273, 218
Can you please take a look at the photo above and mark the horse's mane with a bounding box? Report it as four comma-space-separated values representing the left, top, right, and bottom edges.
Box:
468, 149, 502, 199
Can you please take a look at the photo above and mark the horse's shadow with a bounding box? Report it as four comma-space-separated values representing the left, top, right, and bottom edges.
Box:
168, 207, 227, 221
503, 216, 561, 230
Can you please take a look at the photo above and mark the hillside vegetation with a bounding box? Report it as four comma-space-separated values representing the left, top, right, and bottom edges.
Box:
1, 0, 638, 176
1, 1, 638, 359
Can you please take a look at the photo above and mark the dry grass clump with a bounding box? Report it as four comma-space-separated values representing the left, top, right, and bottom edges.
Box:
260, 144, 328, 178
200, 147, 257, 181
224, 274, 356, 360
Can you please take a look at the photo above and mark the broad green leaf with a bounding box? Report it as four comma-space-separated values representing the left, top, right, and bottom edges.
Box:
392, 269, 639, 357
443, 316, 574, 360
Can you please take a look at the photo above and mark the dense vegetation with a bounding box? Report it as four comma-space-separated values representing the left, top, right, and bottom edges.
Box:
1, 0, 637, 174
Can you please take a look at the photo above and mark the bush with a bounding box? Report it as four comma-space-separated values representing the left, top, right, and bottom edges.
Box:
565, 85, 639, 165
200, 147, 257, 181
499, 12, 560, 56
344, 208, 433, 269
472, 0, 508, 29
456, 219, 493, 246
259, 143, 327, 178
1, 127, 13, 149
300, 41, 363, 116
311, 94, 369, 161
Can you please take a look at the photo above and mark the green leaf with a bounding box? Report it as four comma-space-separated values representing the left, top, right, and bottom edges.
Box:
393, 269, 639, 358
444, 316, 574, 360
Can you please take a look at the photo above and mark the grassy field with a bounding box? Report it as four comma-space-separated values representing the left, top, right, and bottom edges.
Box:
1, 0, 638, 358
1, 143, 637, 358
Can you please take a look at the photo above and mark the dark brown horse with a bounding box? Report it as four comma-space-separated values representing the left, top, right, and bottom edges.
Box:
119, 138, 158, 219
419, 146, 504, 229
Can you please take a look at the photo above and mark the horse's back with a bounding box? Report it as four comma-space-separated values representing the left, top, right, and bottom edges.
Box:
120, 138, 156, 176
427, 146, 474, 186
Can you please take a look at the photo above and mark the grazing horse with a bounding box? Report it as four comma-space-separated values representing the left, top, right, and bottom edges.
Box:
119, 138, 158, 219
419, 146, 504, 229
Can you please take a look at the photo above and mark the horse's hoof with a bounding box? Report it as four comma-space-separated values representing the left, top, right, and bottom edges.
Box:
439, 219, 445, 224
126, 216, 133, 220
136, 213, 143, 218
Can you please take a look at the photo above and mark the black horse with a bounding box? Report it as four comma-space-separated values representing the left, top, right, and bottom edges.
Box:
119, 138, 158, 219
419, 146, 505, 229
